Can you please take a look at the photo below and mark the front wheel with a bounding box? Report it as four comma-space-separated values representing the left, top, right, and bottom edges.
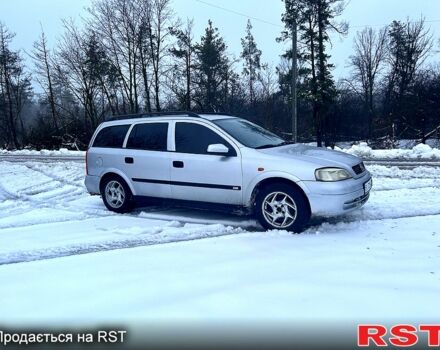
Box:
255, 183, 310, 232
100, 176, 134, 213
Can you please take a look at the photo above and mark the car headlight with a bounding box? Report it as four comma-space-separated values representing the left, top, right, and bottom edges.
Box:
315, 167, 352, 182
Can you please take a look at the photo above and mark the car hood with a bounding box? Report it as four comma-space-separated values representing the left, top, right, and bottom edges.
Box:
257, 144, 361, 168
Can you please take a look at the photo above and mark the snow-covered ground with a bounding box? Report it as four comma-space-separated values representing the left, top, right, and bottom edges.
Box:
0, 160, 439, 326
341, 142, 440, 160
0, 147, 85, 157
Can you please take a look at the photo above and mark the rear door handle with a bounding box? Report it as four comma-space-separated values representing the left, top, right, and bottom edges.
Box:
173, 161, 184, 168
125, 157, 134, 164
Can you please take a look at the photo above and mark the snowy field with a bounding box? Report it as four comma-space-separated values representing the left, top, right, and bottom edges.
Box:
0, 160, 439, 327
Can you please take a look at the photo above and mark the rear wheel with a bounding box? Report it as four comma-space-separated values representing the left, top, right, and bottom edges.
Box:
255, 183, 310, 232
100, 176, 133, 213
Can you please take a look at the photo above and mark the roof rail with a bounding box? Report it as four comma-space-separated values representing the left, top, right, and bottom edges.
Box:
198, 112, 233, 116
105, 111, 232, 121
106, 111, 201, 121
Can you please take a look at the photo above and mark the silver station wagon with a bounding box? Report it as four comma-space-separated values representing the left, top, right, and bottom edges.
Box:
85, 112, 372, 232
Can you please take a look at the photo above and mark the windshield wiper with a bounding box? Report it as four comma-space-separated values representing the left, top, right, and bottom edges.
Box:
255, 144, 279, 149
255, 140, 296, 149
276, 140, 296, 147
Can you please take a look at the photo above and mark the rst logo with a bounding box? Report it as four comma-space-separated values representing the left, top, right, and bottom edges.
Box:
358, 324, 440, 347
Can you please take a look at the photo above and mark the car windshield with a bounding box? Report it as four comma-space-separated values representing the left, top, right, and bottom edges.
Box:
213, 118, 288, 149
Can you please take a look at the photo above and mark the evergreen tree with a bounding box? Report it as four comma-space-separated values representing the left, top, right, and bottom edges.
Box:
385, 19, 432, 140
240, 20, 262, 105
170, 19, 195, 110
280, 0, 346, 146
193, 20, 229, 111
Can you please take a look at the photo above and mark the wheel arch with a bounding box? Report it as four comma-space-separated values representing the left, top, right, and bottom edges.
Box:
99, 169, 136, 195
247, 176, 311, 216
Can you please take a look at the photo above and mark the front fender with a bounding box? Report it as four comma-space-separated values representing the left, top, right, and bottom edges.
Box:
243, 171, 310, 207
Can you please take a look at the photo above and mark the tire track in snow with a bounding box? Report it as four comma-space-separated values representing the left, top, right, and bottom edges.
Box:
0, 183, 87, 222
308, 211, 440, 228
0, 182, 21, 201
0, 224, 244, 266
12, 179, 55, 195
0, 163, 87, 220
2, 185, 440, 230
0, 207, 113, 229
32, 187, 85, 203
1, 160, 439, 265
23, 163, 84, 189
2, 210, 440, 266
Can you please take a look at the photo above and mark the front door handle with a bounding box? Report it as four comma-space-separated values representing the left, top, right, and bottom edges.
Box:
173, 161, 184, 168
125, 157, 134, 164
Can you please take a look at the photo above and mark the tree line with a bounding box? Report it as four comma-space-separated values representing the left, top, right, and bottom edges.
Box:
0, 0, 439, 150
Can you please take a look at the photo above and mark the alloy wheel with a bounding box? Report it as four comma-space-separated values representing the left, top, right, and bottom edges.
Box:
261, 191, 297, 229
105, 180, 126, 209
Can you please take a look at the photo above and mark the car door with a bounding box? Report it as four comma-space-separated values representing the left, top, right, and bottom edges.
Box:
170, 121, 242, 205
121, 121, 172, 198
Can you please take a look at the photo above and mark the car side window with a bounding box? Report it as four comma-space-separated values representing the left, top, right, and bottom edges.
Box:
175, 122, 236, 156
126, 123, 168, 151
93, 125, 130, 148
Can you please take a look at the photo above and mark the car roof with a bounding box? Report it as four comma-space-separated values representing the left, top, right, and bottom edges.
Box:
198, 114, 236, 121
100, 114, 236, 127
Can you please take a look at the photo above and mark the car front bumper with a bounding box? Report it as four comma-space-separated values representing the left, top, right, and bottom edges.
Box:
303, 171, 372, 217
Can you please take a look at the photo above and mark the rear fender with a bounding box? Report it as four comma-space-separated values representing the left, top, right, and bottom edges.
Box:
99, 168, 136, 195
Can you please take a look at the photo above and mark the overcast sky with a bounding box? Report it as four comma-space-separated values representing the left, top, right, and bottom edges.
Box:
1, 0, 440, 79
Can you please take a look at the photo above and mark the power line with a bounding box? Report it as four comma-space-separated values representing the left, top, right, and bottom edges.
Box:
194, 0, 283, 28
195, 0, 440, 32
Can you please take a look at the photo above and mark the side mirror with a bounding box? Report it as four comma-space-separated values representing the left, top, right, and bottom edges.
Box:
207, 143, 229, 155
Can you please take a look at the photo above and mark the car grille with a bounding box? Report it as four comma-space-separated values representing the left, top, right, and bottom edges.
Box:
352, 162, 366, 175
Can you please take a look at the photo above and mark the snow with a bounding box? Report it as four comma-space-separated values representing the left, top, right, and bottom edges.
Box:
0, 148, 85, 156
0, 159, 439, 326
1, 215, 439, 325
339, 142, 440, 159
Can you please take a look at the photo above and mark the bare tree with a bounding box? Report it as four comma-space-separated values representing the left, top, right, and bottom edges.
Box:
86, 0, 176, 113
387, 19, 432, 98
349, 27, 388, 139
30, 27, 59, 133
88, 0, 144, 113
146, 0, 176, 111
138, 1, 154, 112
55, 21, 105, 133
0, 22, 31, 148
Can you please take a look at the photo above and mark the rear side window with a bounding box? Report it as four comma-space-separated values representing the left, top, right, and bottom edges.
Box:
175, 122, 235, 156
127, 123, 168, 151
93, 125, 130, 148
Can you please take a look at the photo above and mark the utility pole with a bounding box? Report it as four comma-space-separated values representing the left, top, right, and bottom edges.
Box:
291, 17, 298, 143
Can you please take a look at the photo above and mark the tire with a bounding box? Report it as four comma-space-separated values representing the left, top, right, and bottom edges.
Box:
100, 175, 134, 213
255, 183, 310, 232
